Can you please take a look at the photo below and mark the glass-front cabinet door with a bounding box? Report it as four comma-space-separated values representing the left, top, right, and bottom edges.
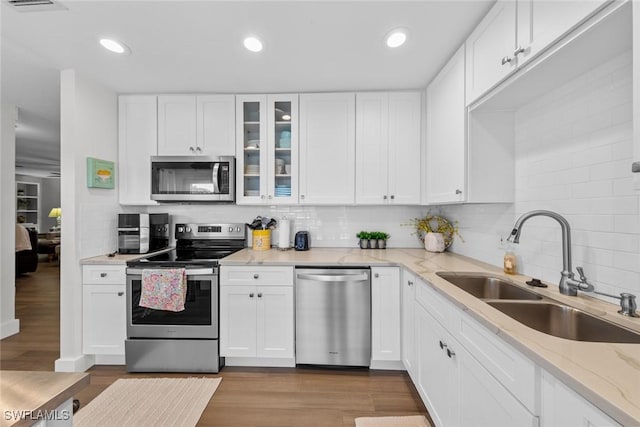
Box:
236, 94, 298, 204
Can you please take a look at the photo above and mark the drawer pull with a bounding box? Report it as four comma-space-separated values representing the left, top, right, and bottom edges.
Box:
439, 340, 447, 350
249, 293, 254, 298
117, 292, 124, 296
100, 273, 107, 278
257, 293, 262, 298
253, 274, 259, 279
447, 348, 456, 358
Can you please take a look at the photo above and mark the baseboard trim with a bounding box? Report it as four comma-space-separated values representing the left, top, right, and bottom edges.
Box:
55, 354, 95, 372
370, 360, 405, 370
95, 354, 125, 365
0, 319, 20, 339
224, 357, 295, 368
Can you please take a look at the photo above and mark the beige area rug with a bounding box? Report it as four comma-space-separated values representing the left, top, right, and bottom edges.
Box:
355, 415, 432, 427
74, 377, 221, 427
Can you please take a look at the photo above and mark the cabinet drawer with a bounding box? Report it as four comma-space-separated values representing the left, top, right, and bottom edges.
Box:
220, 266, 294, 287
82, 265, 126, 285
456, 311, 538, 413
415, 278, 457, 330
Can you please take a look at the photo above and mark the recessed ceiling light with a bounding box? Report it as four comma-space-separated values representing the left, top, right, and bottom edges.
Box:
99, 38, 131, 55
243, 36, 263, 53
385, 29, 407, 48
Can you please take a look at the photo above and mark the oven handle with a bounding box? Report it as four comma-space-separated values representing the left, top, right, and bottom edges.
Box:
126, 267, 216, 276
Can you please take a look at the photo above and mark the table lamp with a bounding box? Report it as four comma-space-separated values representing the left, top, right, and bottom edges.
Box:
48, 207, 61, 230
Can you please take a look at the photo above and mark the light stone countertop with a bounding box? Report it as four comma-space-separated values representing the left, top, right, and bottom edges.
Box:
221, 247, 640, 426
0, 371, 89, 427
80, 247, 174, 265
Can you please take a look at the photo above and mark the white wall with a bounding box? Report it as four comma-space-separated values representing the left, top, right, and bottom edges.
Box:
146, 204, 425, 249
439, 50, 638, 300
55, 70, 119, 372
0, 104, 19, 339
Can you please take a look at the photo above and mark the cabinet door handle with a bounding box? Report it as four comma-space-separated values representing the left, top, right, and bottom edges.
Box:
390, 195, 395, 200
117, 291, 124, 296
383, 195, 388, 200
513, 46, 525, 57
253, 274, 259, 279
260, 195, 265, 199
374, 273, 379, 278
447, 348, 456, 358
189, 146, 195, 153
100, 273, 107, 278
455, 189, 462, 195
268, 195, 273, 199
249, 293, 254, 298
439, 340, 447, 350
257, 293, 262, 298
195, 146, 202, 153
301, 194, 305, 199
501, 56, 512, 65
408, 281, 413, 287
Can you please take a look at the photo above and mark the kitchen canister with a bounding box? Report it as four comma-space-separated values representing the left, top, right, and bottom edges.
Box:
252, 229, 271, 251
277, 219, 291, 250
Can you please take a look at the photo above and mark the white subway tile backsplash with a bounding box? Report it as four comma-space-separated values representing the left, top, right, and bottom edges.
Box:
439, 50, 637, 302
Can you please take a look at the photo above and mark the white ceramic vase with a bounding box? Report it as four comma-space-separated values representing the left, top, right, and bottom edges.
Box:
424, 232, 445, 252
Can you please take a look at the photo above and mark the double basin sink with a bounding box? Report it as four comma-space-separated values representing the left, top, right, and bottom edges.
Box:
436, 272, 640, 344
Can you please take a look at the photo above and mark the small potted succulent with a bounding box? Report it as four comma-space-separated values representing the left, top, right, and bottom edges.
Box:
374, 232, 390, 249
356, 231, 372, 249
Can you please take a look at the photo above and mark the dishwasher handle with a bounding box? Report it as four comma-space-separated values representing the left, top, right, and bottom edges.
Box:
296, 273, 369, 282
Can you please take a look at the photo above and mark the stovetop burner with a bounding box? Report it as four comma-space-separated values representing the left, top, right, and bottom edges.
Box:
126, 222, 246, 268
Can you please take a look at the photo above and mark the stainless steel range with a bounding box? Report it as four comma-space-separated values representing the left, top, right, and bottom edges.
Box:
125, 223, 245, 372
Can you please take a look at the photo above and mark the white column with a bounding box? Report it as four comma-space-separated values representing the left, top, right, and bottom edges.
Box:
0, 104, 20, 338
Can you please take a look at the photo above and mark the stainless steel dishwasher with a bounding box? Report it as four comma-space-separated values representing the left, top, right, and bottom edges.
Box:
295, 268, 371, 367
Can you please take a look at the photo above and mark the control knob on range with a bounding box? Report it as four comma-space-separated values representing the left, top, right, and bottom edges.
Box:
236, 226, 241, 232
185, 227, 191, 233
177, 226, 184, 233
229, 227, 234, 232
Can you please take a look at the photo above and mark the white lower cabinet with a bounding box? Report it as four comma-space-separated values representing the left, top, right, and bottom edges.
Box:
401, 270, 417, 378
371, 267, 401, 366
410, 274, 538, 427
541, 370, 622, 427
82, 265, 126, 356
220, 266, 294, 365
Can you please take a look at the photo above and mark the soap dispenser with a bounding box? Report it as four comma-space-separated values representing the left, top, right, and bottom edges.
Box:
503, 243, 517, 275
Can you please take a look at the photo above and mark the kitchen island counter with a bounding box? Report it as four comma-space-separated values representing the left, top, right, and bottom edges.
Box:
221, 247, 640, 425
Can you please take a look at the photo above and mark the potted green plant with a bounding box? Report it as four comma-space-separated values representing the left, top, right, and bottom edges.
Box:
376, 232, 390, 249
356, 231, 372, 249
406, 214, 462, 252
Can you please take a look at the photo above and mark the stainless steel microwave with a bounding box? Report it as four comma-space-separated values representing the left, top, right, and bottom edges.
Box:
150, 156, 235, 202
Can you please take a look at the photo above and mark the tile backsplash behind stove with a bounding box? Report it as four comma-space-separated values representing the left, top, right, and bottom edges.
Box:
146, 204, 426, 249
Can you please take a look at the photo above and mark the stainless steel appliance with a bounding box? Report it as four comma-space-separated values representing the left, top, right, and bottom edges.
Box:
125, 223, 245, 372
150, 156, 235, 202
118, 214, 150, 254
295, 268, 371, 367
118, 213, 170, 254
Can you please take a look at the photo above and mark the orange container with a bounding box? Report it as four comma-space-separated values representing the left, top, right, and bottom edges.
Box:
252, 229, 271, 251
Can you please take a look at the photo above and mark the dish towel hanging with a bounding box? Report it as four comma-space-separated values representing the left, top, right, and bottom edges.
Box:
139, 268, 187, 312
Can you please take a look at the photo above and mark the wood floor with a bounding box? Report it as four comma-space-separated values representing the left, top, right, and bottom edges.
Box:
1, 262, 431, 427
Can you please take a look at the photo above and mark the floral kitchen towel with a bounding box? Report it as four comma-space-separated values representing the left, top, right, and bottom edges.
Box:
139, 268, 187, 312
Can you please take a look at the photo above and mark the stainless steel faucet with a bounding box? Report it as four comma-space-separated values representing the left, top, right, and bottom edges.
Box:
507, 210, 638, 317
507, 210, 592, 296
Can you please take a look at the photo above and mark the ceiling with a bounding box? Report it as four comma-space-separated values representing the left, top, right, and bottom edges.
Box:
1, 0, 494, 176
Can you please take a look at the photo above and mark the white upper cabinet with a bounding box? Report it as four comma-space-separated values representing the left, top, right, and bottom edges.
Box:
236, 94, 298, 205
299, 92, 356, 205
196, 95, 236, 156
118, 95, 158, 205
158, 94, 235, 156
157, 95, 197, 155
465, 0, 517, 105
425, 46, 466, 204
356, 92, 421, 205
466, 0, 609, 105
517, 0, 609, 67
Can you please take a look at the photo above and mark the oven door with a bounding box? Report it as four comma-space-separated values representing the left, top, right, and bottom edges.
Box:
126, 268, 218, 339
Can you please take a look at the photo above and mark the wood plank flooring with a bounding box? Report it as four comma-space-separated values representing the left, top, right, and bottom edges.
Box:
1, 262, 431, 426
